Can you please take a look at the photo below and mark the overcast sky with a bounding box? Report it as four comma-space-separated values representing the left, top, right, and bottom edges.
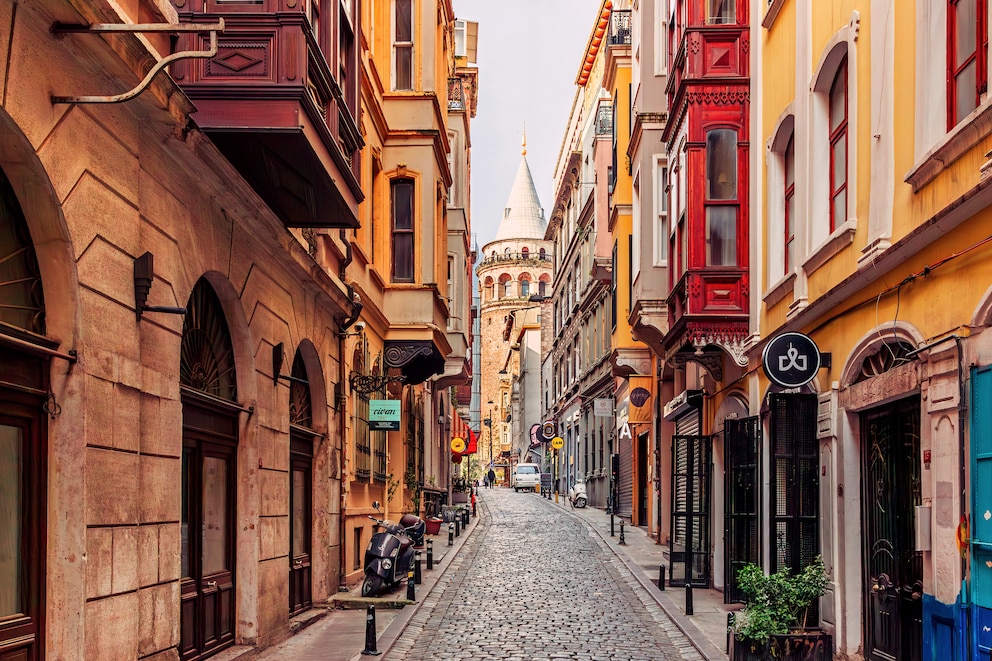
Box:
453, 0, 603, 249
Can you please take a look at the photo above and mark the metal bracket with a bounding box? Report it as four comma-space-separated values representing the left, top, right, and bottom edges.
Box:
51, 19, 224, 104
349, 372, 406, 397
134, 252, 186, 320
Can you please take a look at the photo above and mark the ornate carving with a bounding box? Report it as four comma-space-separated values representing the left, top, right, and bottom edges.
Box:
850, 10, 861, 41
384, 343, 434, 368
685, 90, 750, 105
741, 33, 750, 55
688, 274, 702, 299
208, 44, 267, 76
689, 34, 701, 54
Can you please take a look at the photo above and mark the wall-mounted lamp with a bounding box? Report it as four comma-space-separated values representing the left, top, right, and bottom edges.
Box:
134, 252, 186, 320
271, 342, 310, 386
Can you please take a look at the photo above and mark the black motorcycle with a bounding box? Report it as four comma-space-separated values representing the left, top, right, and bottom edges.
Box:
362, 506, 426, 597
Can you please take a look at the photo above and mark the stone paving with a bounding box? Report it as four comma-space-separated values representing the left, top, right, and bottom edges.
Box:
386, 487, 704, 660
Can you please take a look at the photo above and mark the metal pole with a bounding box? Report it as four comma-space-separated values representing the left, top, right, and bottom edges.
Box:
414, 550, 422, 584
685, 582, 694, 616
619, 518, 626, 545
426, 539, 434, 570
406, 568, 415, 601
361, 605, 380, 656
448, 522, 454, 546
658, 565, 665, 590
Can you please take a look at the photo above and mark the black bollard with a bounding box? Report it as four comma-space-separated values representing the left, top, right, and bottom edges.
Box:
727, 612, 735, 653
658, 565, 666, 591
406, 568, 415, 601
472, 500, 477, 517
361, 605, 381, 656
448, 522, 454, 546
463, 509, 470, 526
619, 519, 626, 545
414, 550, 422, 584
454, 516, 461, 537
685, 582, 694, 616
426, 539, 434, 570
610, 513, 615, 537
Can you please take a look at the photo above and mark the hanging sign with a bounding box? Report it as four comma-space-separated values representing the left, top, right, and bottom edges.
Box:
762, 331, 821, 389
551, 436, 564, 450
594, 398, 613, 417
369, 399, 401, 431
450, 436, 466, 453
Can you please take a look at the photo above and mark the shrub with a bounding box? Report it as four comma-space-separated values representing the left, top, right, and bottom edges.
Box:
731, 556, 829, 645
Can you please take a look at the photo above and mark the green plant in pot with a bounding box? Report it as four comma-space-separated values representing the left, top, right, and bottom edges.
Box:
730, 556, 831, 661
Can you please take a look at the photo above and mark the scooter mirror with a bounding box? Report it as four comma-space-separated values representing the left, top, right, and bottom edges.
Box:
372, 500, 381, 511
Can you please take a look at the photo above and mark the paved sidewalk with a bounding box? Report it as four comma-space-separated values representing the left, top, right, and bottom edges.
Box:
254, 489, 734, 660
543, 492, 735, 660
253, 510, 481, 661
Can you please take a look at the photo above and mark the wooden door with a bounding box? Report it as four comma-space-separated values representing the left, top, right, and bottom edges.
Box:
0, 389, 45, 661
180, 423, 236, 661
289, 436, 313, 615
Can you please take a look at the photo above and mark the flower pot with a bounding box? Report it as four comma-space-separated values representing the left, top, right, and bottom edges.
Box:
425, 517, 443, 535
731, 631, 832, 661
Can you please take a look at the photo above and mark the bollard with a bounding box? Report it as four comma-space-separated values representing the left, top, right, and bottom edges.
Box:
610, 513, 615, 537
658, 565, 666, 591
727, 612, 735, 653
454, 516, 461, 537
619, 518, 626, 545
414, 550, 422, 585
685, 582, 694, 616
472, 500, 477, 517
406, 568, 415, 601
361, 604, 381, 656
426, 539, 434, 570
448, 522, 454, 546
463, 509, 469, 526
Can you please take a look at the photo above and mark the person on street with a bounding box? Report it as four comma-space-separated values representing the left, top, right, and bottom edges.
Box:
487, 468, 496, 489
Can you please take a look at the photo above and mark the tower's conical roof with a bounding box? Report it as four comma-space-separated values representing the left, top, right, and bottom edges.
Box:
494, 154, 546, 241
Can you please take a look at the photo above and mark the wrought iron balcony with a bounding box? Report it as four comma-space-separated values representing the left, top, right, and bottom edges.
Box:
172, 8, 363, 228
478, 252, 553, 267
608, 10, 632, 46
448, 77, 465, 112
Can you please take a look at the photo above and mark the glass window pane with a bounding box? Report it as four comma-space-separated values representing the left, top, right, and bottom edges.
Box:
784, 136, 795, 187
292, 469, 307, 555
706, 129, 737, 200
0, 424, 22, 617
956, 60, 978, 123
708, 0, 735, 23
832, 135, 847, 195
393, 233, 413, 281
705, 206, 737, 266
521, 280, 529, 296
395, 0, 412, 41
956, 0, 978, 62
829, 65, 847, 132
202, 456, 228, 576
785, 192, 795, 269
182, 449, 190, 579
832, 189, 847, 230
395, 46, 412, 90
392, 180, 413, 229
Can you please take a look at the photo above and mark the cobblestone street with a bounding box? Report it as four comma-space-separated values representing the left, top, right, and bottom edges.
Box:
386, 488, 703, 660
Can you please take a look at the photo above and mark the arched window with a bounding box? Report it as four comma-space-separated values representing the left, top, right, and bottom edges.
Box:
539, 280, 547, 297
503, 280, 513, 297
539, 248, 546, 260
828, 58, 848, 234
521, 247, 529, 259
520, 279, 530, 297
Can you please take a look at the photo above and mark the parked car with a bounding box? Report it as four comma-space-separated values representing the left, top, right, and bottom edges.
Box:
511, 463, 541, 492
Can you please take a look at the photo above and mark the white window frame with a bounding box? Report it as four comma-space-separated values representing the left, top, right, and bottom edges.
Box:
653, 155, 668, 267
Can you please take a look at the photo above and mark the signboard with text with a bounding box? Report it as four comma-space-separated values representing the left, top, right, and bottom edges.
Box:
369, 399, 401, 431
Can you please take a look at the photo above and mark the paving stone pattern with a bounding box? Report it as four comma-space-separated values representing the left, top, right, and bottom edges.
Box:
387, 488, 703, 660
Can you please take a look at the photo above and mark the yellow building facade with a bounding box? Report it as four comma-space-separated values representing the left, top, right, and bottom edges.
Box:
754, 1, 992, 659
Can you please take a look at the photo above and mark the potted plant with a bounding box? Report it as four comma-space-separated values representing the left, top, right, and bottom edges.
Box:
730, 555, 831, 661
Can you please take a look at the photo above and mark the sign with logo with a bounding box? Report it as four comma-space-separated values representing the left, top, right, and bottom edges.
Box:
551, 436, 564, 450
762, 331, 821, 389
594, 398, 613, 418
627, 375, 654, 424
450, 436, 466, 453
617, 422, 632, 441
369, 399, 401, 431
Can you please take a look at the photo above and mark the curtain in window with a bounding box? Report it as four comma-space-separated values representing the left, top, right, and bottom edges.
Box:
828, 59, 848, 233
394, 0, 413, 90
391, 179, 414, 282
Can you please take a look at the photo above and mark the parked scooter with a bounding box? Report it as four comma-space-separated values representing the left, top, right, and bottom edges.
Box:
361, 501, 426, 597
568, 480, 588, 508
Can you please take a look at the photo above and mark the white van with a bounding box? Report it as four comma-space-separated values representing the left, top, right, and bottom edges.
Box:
511, 463, 541, 492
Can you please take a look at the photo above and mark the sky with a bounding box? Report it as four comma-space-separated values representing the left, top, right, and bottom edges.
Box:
452, 0, 604, 249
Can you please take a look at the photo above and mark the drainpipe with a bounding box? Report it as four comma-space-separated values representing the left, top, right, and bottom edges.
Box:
953, 336, 971, 661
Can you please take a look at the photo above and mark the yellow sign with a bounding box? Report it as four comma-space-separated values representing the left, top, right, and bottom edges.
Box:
450, 437, 466, 453
551, 436, 564, 450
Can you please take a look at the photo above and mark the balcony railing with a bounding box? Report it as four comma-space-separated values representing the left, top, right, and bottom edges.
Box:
448, 77, 465, 111
608, 10, 632, 46
596, 104, 613, 135
479, 252, 553, 267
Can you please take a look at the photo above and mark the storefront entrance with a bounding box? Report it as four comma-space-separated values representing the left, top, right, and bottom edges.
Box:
861, 398, 922, 661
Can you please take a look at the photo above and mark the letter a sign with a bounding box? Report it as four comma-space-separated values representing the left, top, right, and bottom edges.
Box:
762, 331, 821, 389
617, 422, 633, 441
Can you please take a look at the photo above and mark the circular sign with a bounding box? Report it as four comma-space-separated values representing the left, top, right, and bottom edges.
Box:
541, 421, 556, 439
762, 332, 821, 389
451, 452, 463, 464
450, 437, 466, 453
551, 436, 564, 450
630, 387, 651, 407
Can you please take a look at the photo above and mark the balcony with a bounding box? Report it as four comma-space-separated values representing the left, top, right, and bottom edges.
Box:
172, 9, 363, 228
478, 251, 552, 268
608, 10, 632, 47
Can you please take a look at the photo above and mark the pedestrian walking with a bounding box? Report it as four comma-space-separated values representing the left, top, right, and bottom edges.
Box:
487, 468, 496, 489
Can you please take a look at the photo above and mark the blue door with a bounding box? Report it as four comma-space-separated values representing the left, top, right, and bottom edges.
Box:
971, 367, 992, 660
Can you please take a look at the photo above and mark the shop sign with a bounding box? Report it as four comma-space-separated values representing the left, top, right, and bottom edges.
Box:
762, 331, 821, 389
594, 398, 613, 418
369, 399, 401, 431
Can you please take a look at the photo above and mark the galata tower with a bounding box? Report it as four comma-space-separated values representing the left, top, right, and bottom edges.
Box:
476, 142, 553, 466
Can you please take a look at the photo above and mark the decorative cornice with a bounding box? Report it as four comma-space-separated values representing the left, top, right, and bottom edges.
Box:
685, 90, 750, 105
610, 347, 653, 378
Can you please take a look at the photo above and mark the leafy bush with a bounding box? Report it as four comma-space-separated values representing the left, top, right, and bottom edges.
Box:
731, 556, 829, 645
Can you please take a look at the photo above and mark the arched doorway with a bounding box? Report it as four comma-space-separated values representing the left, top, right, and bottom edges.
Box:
0, 166, 47, 661
288, 350, 317, 616
180, 279, 239, 661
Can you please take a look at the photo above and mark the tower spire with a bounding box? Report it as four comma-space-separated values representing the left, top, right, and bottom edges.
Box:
522, 124, 527, 156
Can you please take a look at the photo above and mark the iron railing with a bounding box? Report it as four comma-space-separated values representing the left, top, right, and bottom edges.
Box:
608, 10, 632, 46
